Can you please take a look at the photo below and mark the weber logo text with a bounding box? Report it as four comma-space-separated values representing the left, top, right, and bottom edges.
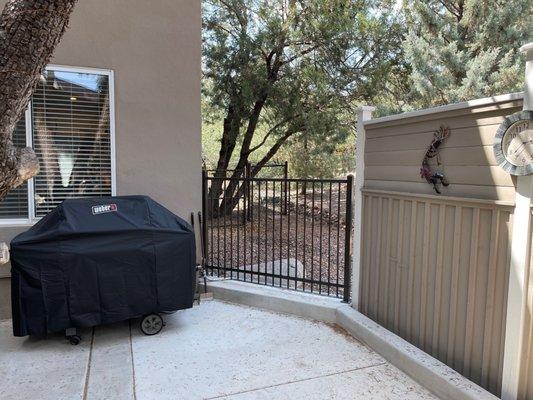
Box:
92, 204, 117, 215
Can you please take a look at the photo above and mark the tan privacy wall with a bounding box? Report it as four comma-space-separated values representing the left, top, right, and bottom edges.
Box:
359, 94, 523, 396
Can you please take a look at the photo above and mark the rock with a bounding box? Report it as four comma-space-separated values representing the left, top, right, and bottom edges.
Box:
240, 258, 304, 287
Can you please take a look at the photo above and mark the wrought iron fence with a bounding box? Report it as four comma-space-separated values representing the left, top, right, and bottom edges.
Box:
201, 170, 353, 301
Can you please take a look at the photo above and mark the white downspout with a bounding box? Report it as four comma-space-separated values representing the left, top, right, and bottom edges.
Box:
501, 42, 533, 400
351, 106, 375, 309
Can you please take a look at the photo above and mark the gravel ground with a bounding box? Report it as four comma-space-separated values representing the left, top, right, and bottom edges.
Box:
206, 187, 350, 298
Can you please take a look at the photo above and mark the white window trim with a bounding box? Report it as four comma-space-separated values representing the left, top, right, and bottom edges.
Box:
0, 65, 117, 227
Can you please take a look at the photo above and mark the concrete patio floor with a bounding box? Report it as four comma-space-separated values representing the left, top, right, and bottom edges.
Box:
0, 300, 438, 400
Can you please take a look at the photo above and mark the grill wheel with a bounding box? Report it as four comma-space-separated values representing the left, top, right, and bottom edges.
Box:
140, 313, 164, 335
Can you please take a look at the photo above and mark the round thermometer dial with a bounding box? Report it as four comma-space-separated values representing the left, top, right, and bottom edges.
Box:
501, 120, 533, 166
494, 111, 533, 176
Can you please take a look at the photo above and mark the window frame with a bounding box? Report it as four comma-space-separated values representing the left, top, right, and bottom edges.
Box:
0, 65, 116, 226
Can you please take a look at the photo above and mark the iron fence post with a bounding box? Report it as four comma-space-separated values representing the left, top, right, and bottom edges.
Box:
283, 161, 288, 215
245, 161, 252, 221
201, 169, 208, 266
343, 174, 354, 303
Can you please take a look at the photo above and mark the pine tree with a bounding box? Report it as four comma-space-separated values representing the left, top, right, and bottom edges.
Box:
403, 0, 531, 107
203, 0, 404, 216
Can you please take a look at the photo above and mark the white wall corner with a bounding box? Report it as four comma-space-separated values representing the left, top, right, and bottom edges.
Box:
501, 41, 533, 400
520, 42, 533, 111
351, 106, 375, 309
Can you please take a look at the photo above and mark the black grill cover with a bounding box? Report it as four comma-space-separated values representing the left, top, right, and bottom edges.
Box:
10, 195, 196, 337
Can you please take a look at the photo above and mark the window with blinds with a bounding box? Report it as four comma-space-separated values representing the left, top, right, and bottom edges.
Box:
0, 118, 29, 219
0, 67, 113, 222
32, 69, 112, 217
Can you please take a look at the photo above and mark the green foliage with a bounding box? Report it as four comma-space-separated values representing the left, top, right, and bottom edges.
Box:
279, 134, 355, 179
202, 100, 280, 168
202, 0, 404, 178
202, 0, 532, 180
402, 0, 531, 107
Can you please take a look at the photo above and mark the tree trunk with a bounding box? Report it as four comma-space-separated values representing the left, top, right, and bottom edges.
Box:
217, 128, 295, 217
208, 54, 283, 218
0, 0, 78, 200
207, 104, 242, 218
301, 133, 308, 194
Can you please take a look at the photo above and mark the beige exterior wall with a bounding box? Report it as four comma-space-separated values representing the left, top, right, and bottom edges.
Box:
0, 0, 202, 313
359, 95, 523, 396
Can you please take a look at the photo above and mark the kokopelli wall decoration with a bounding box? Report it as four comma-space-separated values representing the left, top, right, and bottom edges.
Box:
420, 125, 450, 194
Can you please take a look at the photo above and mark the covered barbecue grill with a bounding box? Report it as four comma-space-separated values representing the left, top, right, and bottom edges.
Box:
10, 195, 196, 342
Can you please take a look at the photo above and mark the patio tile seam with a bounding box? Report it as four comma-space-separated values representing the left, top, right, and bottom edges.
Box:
82, 328, 96, 400
202, 361, 388, 400
129, 320, 137, 400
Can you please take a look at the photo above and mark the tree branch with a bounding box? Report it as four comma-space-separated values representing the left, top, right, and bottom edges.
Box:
251, 127, 301, 176
247, 114, 301, 154
437, 0, 459, 18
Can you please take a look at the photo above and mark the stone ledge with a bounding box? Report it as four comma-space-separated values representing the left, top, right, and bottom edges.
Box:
336, 305, 498, 400
200, 278, 340, 324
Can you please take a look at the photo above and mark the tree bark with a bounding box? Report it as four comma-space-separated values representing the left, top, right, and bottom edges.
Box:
217, 127, 297, 217
0, 0, 77, 200
207, 104, 242, 217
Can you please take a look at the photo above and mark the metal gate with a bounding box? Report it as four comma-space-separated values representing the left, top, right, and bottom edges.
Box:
201, 170, 353, 301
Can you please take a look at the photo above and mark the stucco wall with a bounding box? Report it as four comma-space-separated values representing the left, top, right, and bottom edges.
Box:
0, 0, 202, 300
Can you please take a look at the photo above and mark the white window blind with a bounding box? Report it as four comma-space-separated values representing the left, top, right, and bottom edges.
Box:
0, 118, 29, 219
32, 69, 112, 217
0, 67, 114, 222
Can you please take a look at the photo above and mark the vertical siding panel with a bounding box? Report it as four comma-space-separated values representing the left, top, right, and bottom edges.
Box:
394, 199, 405, 332
406, 201, 417, 342
496, 212, 512, 395
382, 198, 393, 327
432, 204, 446, 357
419, 202, 431, 350
470, 208, 490, 383
481, 209, 500, 388
367, 196, 375, 317
456, 208, 474, 374
447, 206, 462, 366
387, 199, 399, 330
359, 195, 365, 311
377, 197, 388, 325
438, 206, 455, 362
412, 203, 425, 347
357, 190, 513, 395
371, 196, 383, 320
362, 195, 372, 314
365, 194, 374, 313
359, 195, 366, 311
464, 208, 480, 376
471, 210, 492, 384
399, 201, 412, 338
